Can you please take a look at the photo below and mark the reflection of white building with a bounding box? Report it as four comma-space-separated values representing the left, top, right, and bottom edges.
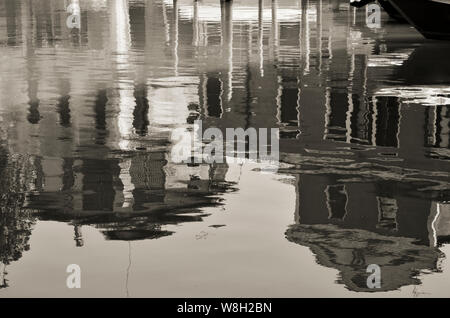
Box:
163, 0, 302, 23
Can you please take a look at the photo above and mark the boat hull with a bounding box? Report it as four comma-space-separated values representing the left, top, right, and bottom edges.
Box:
388, 0, 450, 40
378, 0, 407, 22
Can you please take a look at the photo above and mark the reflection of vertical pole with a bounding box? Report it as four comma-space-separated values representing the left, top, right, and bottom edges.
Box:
193, 0, 199, 47
317, 0, 323, 74
258, 0, 264, 77
161, 0, 170, 44
173, 0, 179, 77
271, 0, 279, 63
222, 0, 233, 102
304, 0, 310, 75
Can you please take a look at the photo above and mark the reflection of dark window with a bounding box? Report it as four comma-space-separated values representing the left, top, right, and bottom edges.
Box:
280, 87, 299, 126
350, 94, 372, 145
5, 0, 17, 46
57, 80, 71, 128
325, 185, 348, 220
94, 90, 107, 144
326, 91, 348, 142
376, 197, 398, 231
206, 75, 222, 118
129, 6, 146, 49
82, 159, 118, 211
374, 97, 400, 148
133, 84, 150, 136
130, 154, 166, 210
425, 106, 449, 148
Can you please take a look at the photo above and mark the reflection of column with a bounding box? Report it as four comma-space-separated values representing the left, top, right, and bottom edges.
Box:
110, 0, 134, 151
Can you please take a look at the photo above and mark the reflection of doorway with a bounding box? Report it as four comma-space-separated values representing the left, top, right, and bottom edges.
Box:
325, 184, 348, 220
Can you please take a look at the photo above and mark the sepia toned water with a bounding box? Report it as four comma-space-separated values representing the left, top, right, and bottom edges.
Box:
0, 0, 449, 297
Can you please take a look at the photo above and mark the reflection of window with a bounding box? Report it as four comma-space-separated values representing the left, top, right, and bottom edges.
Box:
376, 196, 398, 231
425, 106, 449, 149
325, 185, 348, 220
206, 75, 223, 118
324, 91, 348, 142
373, 97, 400, 148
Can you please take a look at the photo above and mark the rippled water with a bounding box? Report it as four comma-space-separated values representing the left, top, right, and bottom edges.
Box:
0, 0, 449, 297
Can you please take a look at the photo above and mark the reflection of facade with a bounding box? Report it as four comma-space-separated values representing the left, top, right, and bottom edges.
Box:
0, 0, 449, 293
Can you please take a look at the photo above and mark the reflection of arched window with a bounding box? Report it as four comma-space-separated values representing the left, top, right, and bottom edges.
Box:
325, 184, 348, 220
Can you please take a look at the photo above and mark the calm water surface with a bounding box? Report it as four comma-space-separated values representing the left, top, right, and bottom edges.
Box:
0, 0, 449, 297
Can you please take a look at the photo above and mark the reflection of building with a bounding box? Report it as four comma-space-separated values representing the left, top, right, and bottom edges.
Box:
0, 0, 449, 293
285, 172, 448, 292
